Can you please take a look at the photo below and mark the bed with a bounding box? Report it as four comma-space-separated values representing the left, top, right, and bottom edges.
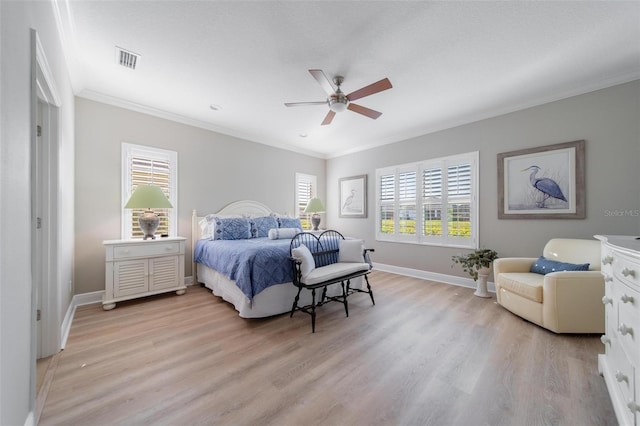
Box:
191, 200, 363, 318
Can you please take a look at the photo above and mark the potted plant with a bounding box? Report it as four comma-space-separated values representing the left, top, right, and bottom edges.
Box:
451, 248, 499, 298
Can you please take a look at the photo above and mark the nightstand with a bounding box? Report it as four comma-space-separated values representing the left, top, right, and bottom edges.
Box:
103, 237, 186, 310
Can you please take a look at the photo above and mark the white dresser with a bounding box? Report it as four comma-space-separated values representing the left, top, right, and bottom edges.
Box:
596, 235, 640, 426
103, 237, 186, 310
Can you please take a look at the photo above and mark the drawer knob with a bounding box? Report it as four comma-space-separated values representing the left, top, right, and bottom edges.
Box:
615, 371, 629, 383
602, 256, 614, 265
628, 401, 640, 413
604, 275, 614, 283
602, 296, 613, 305
600, 335, 611, 345
620, 294, 634, 304
619, 324, 634, 336
622, 268, 636, 278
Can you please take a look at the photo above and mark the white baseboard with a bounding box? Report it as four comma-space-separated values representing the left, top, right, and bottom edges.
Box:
60, 290, 103, 349
373, 263, 496, 293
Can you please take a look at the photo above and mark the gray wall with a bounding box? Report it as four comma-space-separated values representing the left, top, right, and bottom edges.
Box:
326, 81, 640, 278
74, 98, 326, 294
1, 1, 76, 424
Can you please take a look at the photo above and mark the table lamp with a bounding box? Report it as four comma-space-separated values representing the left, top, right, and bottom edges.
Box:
124, 184, 173, 240
304, 198, 325, 231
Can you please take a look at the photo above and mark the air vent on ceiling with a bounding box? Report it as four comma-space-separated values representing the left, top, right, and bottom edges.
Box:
115, 46, 140, 70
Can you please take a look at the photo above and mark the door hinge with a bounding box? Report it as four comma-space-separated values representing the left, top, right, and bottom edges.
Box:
37, 125, 42, 137
37, 217, 42, 229
37, 309, 41, 321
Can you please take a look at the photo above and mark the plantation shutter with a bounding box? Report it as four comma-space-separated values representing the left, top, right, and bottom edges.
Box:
129, 156, 172, 239
447, 163, 471, 238
398, 171, 416, 235
379, 174, 395, 234
423, 167, 443, 236
295, 173, 317, 230
122, 143, 177, 240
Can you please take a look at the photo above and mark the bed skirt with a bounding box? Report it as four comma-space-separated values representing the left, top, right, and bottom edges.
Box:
197, 263, 364, 318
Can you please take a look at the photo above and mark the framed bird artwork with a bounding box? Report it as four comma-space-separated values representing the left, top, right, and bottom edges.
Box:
498, 140, 585, 219
339, 175, 368, 218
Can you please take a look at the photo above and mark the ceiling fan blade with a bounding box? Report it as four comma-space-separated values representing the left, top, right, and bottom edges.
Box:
347, 103, 383, 120
321, 110, 336, 126
346, 78, 392, 101
309, 69, 336, 96
284, 101, 327, 107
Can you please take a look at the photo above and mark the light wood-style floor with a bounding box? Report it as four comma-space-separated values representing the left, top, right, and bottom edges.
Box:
38, 271, 615, 425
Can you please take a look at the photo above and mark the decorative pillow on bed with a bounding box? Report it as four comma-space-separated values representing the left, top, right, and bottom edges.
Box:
199, 215, 214, 240
268, 227, 301, 240
212, 217, 252, 240
292, 244, 315, 278
530, 256, 590, 275
250, 216, 279, 238
338, 239, 365, 263
277, 216, 302, 229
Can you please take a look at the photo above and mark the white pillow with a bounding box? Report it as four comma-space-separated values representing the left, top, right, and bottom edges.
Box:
291, 244, 315, 279
268, 227, 301, 240
199, 216, 212, 240
338, 239, 364, 263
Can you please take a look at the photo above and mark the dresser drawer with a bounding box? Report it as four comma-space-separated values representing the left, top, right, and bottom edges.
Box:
609, 337, 636, 411
113, 241, 181, 259
617, 284, 640, 365
613, 250, 640, 290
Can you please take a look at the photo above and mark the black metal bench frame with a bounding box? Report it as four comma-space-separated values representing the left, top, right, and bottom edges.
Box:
289, 230, 375, 333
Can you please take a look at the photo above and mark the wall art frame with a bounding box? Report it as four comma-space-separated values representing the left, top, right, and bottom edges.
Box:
498, 140, 585, 219
339, 174, 367, 218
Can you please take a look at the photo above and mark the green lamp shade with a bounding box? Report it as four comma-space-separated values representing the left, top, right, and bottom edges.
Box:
125, 185, 172, 240
303, 198, 325, 213
125, 185, 173, 209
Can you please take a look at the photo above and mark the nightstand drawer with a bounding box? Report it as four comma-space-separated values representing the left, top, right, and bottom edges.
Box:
113, 242, 181, 259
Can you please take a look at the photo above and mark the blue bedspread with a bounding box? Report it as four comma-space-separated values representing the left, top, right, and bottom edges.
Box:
194, 238, 293, 300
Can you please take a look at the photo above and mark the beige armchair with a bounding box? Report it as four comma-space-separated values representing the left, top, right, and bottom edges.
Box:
493, 238, 604, 333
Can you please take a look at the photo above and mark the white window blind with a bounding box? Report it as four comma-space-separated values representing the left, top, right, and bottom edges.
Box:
122, 143, 177, 239
295, 173, 317, 230
375, 151, 478, 248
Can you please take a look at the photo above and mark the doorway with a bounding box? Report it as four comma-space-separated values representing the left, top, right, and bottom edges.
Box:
30, 29, 62, 416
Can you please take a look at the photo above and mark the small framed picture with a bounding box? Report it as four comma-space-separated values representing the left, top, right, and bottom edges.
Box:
339, 175, 367, 218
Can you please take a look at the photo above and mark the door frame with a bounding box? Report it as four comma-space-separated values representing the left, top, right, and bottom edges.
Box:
30, 29, 61, 361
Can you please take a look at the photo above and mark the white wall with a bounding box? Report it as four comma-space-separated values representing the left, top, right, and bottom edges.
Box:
326, 81, 640, 278
0, 1, 75, 424
74, 97, 326, 294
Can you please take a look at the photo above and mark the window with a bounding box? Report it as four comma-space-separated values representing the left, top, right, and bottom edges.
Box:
375, 151, 478, 248
295, 173, 317, 230
122, 143, 177, 239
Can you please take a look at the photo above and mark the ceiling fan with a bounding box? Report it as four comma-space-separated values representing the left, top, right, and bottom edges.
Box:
284, 69, 392, 126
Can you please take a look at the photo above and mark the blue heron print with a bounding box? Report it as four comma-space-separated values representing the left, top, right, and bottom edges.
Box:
522, 165, 567, 208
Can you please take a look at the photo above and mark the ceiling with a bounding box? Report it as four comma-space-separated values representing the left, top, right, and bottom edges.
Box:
54, 1, 640, 158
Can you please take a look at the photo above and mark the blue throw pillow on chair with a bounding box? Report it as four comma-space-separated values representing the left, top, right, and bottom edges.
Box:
530, 256, 589, 275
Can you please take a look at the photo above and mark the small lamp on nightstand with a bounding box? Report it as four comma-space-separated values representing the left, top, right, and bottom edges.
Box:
304, 198, 325, 231
125, 185, 173, 240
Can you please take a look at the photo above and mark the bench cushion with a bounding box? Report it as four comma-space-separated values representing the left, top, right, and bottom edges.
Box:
338, 239, 364, 263
301, 262, 370, 285
291, 244, 315, 279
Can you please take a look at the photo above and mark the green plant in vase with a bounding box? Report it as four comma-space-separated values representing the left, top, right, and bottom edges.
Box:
452, 249, 499, 297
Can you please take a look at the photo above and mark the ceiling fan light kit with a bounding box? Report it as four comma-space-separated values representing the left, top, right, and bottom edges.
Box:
285, 69, 392, 126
